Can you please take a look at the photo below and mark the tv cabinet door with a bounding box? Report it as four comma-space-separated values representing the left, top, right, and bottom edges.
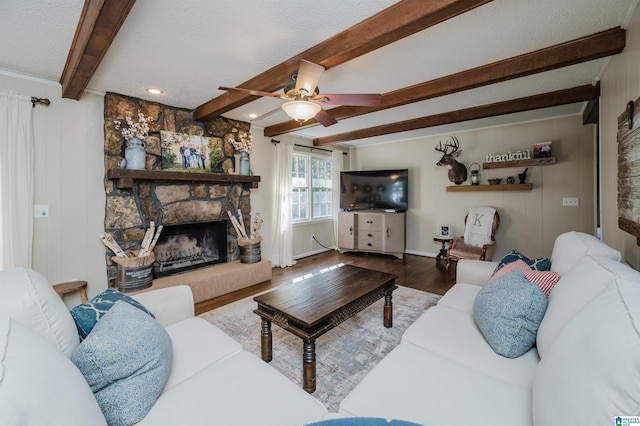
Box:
338, 212, 357, 250
383, 212, 405, 254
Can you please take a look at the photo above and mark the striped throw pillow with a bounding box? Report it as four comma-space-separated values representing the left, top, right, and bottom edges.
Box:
523, 269, 560, 297
489, 259, 560, 297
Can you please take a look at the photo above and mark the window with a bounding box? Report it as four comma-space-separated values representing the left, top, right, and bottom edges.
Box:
291, 153, 333, 222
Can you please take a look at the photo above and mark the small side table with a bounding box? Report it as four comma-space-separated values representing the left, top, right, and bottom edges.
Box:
433, 236, 453, 265
53, 280, 89, 304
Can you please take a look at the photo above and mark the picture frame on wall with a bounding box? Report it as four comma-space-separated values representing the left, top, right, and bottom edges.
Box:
439, 225, 452, 239
617, 96, 640, 242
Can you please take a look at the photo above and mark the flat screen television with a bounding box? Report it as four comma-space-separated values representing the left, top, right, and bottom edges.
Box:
340, 169, 408, 211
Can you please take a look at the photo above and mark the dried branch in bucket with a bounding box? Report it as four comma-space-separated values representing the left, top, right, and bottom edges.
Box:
99, 233, 127, 258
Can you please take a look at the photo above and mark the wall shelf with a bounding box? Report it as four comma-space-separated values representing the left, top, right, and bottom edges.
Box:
482, 157, 556, 169
446, 183, 533, 192
107, 168, 260, 190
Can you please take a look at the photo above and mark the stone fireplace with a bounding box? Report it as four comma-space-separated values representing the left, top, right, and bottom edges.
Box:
153, 220, 228, 277
103, 93, 260, 289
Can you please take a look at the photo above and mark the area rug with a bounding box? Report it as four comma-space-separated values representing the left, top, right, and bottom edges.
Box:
199, 285, 440, 412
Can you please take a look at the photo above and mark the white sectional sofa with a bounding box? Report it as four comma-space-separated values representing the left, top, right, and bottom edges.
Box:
339, 231, 640, 424
0, 268, 328, 425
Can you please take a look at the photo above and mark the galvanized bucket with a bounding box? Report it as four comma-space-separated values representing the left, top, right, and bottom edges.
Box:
117, 263, 153, 292
239, 242, 261, 264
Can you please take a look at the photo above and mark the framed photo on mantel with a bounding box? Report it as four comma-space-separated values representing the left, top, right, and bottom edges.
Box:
160, 130, 224, 173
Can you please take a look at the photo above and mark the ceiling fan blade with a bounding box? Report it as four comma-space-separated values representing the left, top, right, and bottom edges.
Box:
251, 107, 283, 121
294, 60, 325, 96
218, 86, 282, 98
313, 93, 382, 106
315, 109, 338, 127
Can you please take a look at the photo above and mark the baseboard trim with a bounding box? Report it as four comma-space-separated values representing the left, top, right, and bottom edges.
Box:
294, 247, 334, 260
404, 249, 438, 258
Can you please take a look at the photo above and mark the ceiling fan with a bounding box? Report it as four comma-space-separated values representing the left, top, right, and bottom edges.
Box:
219, 59, 382, 127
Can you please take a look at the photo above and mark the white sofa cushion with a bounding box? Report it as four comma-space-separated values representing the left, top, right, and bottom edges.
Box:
403, 305, 539, 388
0, 267, 79, 357
455, 259, 498, 286
162, 316, 242, 391
533, 262, 640, 424
138, 351, 328, 426
339, 343, 533, 425
0, 318, 106, 425
436, 283, 481, 312
550, 231, 621, 275
131, 285, 194, 327
536, 256, 617, 358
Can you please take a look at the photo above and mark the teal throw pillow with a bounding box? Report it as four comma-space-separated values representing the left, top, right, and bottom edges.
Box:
493, 249, 551, 274
70, 288, 155, 340
71, 301, 172, 426
473, 270, 548, 358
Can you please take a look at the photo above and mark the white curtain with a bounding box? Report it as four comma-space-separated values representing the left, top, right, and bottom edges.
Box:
0, 92, 34, 270
269, 142, 295, 267
332, 149, 343, 248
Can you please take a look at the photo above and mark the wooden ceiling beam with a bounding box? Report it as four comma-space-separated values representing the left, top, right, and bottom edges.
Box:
60, 0, 137, 99
266, 27, 625, 137
193, 0, 493, 121
313, 84, 598, 145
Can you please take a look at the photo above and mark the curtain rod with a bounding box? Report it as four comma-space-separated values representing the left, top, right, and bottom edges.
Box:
293, 143, 347, 155
31, 97, 51, 108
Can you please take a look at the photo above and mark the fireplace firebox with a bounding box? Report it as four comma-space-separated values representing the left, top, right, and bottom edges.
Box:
152, 220, 228, 278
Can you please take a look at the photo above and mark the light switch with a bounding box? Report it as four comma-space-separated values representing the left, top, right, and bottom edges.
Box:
34, 204, 49, 218
562, 197, 579, 207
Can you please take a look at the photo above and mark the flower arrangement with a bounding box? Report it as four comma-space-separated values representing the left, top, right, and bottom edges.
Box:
114, 114, 154, 141
229, 131, 253, 153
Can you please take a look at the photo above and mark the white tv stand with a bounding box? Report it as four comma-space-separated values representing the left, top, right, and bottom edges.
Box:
338, 210, 406, 259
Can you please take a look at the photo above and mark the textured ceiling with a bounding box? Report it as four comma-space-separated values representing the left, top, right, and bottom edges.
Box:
0, 0, 637, 146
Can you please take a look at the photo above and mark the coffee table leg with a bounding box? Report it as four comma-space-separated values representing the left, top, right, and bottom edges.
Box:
260, 319, 272, 362
384, 291, 393, 328
303, 340, 316, 393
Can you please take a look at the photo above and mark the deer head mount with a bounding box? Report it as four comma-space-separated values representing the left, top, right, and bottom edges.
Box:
435, 136, 468, 185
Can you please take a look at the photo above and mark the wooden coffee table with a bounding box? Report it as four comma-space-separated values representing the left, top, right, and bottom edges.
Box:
253, 264, 398, 393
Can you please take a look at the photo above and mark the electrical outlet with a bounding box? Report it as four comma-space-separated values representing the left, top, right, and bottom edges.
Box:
562, 197, 579, 207
33, 204, 49, 218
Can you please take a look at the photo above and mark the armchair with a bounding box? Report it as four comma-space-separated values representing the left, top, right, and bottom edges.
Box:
446, 207, 500, 269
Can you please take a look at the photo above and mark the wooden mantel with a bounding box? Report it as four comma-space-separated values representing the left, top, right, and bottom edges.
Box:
107, 169, 260, 190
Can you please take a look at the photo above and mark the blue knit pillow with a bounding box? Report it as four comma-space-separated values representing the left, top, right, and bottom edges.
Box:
473, 270, 548, 358
70, 289, 155, 340
71, 301, 172, 425
493, 249, 551, 274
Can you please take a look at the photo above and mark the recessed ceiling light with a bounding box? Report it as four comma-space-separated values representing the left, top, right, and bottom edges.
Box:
248, 113, 258, 119
146, 88, 163, 95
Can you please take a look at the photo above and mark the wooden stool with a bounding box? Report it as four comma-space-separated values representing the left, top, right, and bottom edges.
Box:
53, 280, 88, 304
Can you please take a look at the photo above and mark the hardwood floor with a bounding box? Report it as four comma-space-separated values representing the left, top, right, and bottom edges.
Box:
195, 251, 457, 315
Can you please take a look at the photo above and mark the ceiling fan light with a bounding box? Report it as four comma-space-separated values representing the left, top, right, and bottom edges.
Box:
282, 101, 321, 123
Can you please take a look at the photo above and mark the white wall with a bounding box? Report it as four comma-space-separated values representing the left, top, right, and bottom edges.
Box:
0, 71, 106, 304
600, 3, 640, 269
350, 115, 596, 260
